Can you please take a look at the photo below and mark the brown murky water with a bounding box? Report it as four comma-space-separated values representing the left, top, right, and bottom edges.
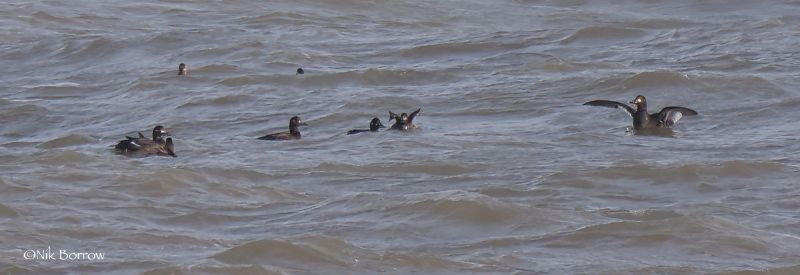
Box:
2, 0, 800, 274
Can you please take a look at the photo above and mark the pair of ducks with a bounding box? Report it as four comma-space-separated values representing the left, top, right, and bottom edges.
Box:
113, 108, 422, 157
255, 108, 421, 140
345, 108, 422, 134
114, 126, 176, 157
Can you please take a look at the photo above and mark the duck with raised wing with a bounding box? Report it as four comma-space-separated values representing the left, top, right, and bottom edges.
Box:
388, 108, 421, 131
583, 95, 697, 133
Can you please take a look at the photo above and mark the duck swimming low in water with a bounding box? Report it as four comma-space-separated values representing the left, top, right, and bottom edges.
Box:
347, 117, 385, 135
258, 116, 308, 140
388, 108, 421, 131
583, 95, 697, 134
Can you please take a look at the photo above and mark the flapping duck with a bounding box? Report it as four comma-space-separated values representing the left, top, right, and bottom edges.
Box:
388, 108, 421, 131
583, 95, 697, 134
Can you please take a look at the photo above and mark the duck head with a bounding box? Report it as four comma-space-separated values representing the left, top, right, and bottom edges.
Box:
389, 111, 409, 124
369, 117, 385, 131
164, 138, 176, 157
178, 63, 187, 75
630, 95, 646, 105
152, 125, 169, 142
296, 68, 304, 75
289, 116, 308, 134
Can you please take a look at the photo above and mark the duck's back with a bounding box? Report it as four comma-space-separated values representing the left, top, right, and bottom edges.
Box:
258, 132, 298, 140
347, 129, 369, 135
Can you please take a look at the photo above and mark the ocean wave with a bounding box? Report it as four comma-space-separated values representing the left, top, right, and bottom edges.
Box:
389, 191, 525, 224
37, 133, 96, 149
541, 211, 800, 259
143, 264, 284, 275
619, 70, 696, 90
560, 26, 649, 45
315, 162, 474, 176
34, 150, 97, 166
106, 168, 201, 197
178, 94, 258, 109
585, 160, 788, 180
212, 238, 348, 266
0, 178, 33, 195
0, 203, 19, 218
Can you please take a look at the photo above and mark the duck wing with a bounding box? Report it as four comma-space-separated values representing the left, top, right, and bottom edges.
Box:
408, 108, 421, 123
115, 139, 142, 152
657, 106, 698, 128
583, 100, 635, 117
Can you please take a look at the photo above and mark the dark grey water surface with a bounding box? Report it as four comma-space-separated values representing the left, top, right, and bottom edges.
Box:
2, 0, 800, 274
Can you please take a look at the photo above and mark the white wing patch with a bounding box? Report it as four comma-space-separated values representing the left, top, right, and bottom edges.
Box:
617, 105, 633, 118
670, 112, 683, 124
661, 111, 683, 128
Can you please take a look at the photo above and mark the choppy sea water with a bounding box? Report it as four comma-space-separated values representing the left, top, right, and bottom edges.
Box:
1, 0, 800, 274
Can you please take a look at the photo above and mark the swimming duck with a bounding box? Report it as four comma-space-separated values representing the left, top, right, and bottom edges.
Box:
347, 117, 385, 135
388, 108, 421, 131
296, 68, 304, 75
178, 63, 187, 75
583, 95, 698, 132
114, 127, 176, 157
115, 125, 169, 152
258, 116, 308, 140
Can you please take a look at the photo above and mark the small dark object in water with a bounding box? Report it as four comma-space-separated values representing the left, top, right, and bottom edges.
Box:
178, 63, 188, 75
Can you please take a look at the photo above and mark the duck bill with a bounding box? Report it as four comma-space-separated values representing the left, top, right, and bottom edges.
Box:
299, 121, 308, 126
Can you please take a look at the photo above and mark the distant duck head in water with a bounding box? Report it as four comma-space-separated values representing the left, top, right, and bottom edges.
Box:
296, 68, 304, 75
347, 117, 385, 135
388, 108, 421, 131
178, 63, 187, 75
583, 95, 698, 135
258, 116, 308, 140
